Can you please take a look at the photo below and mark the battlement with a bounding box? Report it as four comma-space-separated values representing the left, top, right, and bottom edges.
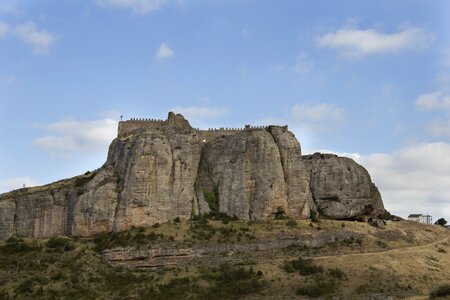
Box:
117, 113, 288, 138
128, 118, 166, 123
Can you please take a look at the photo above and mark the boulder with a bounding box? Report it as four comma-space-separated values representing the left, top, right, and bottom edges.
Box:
302, 153, 384, 220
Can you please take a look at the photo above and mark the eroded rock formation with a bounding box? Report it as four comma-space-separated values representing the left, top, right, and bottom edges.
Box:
303, 153, 384, 219
0, 112, 384, 239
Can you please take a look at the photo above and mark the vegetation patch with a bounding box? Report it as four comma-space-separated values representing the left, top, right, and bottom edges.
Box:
203, 182, 220, 213
93, 228, 167, 253
430, 284, 450, 299
282, 257, 324, 275
0, 237, 40, 254
74, 172, 96, 187
296, 277, 337, 297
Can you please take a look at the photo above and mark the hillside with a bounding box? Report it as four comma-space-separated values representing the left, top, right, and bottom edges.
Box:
1, 218, 449, 299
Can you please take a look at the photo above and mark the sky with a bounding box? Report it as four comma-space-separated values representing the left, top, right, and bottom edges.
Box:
0, 0, 449, 222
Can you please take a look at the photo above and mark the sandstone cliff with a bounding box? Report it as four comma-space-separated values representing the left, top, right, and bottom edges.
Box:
303, 153, 384, 219
0, 113, 383, 239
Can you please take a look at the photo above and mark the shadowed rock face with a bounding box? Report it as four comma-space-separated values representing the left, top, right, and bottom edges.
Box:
302, 153, 384, 219
0, 113, 384, 239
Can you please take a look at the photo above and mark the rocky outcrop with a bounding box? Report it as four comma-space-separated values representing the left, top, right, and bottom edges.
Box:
194, 126, 313, 220
302, 153, 384, 219
0, 113, 384, 239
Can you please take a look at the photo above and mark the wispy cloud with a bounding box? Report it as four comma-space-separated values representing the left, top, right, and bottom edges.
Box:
0, 20, 55, 54
169, 106, 227, 121
0, 177, 40, 193
33, 118, 118, 155
317, 26, 434, 57
0, 21, 9, 37
415, 91, 450, 111
96, 0, 168, 14
293, 52, 313, 74
428, 120, 450, 139
155, 42, 174, 60
14, 21, 55, 54
291, 103, 345, 123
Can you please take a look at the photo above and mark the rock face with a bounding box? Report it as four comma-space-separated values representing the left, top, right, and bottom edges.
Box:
0, 113, 384, 239
302, 153, 384, 219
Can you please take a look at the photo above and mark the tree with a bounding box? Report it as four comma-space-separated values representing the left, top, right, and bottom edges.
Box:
434, 218, 447, 226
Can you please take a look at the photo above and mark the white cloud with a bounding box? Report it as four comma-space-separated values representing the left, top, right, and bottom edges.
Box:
293, 52, 313, 74
317, 26, 434, 57
33, 118, 118, 154
0, 177, 40, 193
97, 0, 168, 14
428, 120, 450, 138
291, 103, 345, 123
0, 21, 9, 37
169, 106, 227, 121
155, 42, 174, 60
415, 91, 450, 111
14, 21, 55, 54
352, 142, 450, 221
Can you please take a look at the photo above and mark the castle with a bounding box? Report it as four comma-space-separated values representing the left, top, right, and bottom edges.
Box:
117, 114, 288, 139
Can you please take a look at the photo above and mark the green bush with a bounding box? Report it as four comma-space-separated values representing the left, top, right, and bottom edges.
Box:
200, 263, 264, 298
0, 237, 39, 254
282, 257, 324, 276
16, 276, 49, 294
430, 284, 450, 298
46, 237, 75, 252
203, 183, 220, 213
296, 279, 336, 297
328, 268, 346, 280
310, 210, 319, 222
274, 206, 285, 220
286, 219, 297, 228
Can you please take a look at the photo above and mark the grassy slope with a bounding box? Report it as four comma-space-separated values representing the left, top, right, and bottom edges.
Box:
0, 219, 449, 299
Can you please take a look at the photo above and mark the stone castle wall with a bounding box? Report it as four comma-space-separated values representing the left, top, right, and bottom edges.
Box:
118, 118, 287, 140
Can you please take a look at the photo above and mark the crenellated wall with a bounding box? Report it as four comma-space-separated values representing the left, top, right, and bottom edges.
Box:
118, 118, 288, 145
118, 117, 288, 140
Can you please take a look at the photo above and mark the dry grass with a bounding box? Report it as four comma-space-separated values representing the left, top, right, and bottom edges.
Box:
0, 219, 449, 299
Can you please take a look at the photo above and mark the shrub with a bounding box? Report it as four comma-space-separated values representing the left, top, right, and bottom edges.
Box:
46, 237, 75, 252
328, 268, 346, 280
282, 257, 324, 276
286, 219, 297, 228
0, 237, 39, 254
430, 284, 450, 299
16, 276, 49, 294
200, 263, 264, 298
274, 206, 285, 220
203, 183, 220, 213
296, 279, 336, 297
310, 210, 319, 222
74, 172, 96, 187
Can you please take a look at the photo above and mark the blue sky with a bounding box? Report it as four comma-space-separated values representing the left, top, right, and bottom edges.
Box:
1, 0, 449, 221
